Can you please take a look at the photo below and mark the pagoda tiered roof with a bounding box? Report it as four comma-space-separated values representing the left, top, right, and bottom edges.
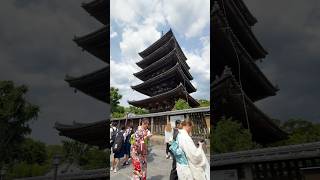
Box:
55, 119, 108, 148
65, 66, 109, 103
74, 27, 108, 63
213, 1, 267, 60
130, 30, 199, 112
233, 0, 257, 26
136, 30, 187, 69
213, 7, 278, 102
134, 48, 192, 81
82, 0, 108, 25
212, 67, 287, 143
131, 63, 196, 96
55, 0, 109, 152
128, 84, 199, 112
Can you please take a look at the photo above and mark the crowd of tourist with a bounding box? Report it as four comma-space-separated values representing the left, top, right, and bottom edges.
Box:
110, 118, 209, 180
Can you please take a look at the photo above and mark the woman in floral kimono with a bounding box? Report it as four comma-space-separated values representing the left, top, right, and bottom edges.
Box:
131, 118, 152, 180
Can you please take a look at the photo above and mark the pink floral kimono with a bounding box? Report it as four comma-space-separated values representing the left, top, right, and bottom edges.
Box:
131, 126, 149, 180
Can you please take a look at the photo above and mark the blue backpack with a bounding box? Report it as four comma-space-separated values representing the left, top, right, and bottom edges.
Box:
169, 134, 188, 165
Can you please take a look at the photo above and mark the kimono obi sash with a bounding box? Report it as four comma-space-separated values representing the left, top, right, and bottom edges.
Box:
169, 133, 188, 165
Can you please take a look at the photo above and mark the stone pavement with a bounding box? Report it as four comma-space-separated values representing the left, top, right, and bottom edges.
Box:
110, 145, 172, 180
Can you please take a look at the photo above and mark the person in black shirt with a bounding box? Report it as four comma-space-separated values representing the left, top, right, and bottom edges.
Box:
169, 120, 181, 180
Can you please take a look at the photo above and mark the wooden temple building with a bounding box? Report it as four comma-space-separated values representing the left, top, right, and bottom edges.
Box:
212, 1, 320, 180
111, 107, 210, 139
128, 30, 200, 112
211, 0, 287, 144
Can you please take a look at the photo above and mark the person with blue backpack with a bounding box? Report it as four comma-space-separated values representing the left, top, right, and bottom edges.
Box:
169, 120, 210, 180
169, 120, 181, 180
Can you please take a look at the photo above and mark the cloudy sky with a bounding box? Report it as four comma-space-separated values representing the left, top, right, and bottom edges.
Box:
0, 0, 107, 145
245, 0, 320, 122
110, 0, 210, 106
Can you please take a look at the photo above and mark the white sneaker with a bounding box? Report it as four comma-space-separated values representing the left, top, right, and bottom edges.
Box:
110, 167, 113, 171
114, 168, 117, 173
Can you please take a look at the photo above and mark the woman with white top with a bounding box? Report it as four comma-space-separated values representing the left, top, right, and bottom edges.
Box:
164, 123, 173, 159
175, 120, 210, 180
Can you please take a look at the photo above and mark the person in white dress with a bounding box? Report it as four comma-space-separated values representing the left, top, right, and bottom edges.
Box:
164, 123, 173, 159
176, 120, 210, 180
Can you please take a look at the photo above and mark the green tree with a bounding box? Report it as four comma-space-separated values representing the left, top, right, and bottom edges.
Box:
212, 117, 258, 153
62, 140, 91, 165
7, 162, 50, 179
125, 106, 148, 115
110, 87, 122, 113
82, 148, 108, 170
16, 138, 47, 164
173, 99, 191, 110
0, 81, 39, 166
198, 99, 210, 107
281, 119, 320, 145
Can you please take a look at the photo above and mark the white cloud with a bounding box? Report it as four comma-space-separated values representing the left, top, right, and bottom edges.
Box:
186, 36, 210, 81
163, 0, 210, 38
110, 57, 147, 105
120, 26, 161, 61
111, 0, 209, 38
185, 36, 210, 99
110, 26, 118, 38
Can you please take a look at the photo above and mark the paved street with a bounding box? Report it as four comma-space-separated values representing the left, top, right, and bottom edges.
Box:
110, 145, 172, 180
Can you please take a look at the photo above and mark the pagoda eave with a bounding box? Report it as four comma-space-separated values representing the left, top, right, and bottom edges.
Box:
212, 69, 287, 143
133, 50, 192, 81
132, 63, 196, 96
65, 66, 109, 103
54, 119, 108, 148
213, 17, 278, 101
128, 84, 199, 112
136, 37, 188, 69
74, 26, 108, 63
138, 29, 174, 58
233, 0, 257, 26
82, 0, 108, 25
213, 2, 267, 60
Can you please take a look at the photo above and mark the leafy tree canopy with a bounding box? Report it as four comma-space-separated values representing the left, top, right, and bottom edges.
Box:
197, 99, 210, 107
277, 118, 320, 146
173, 99, 191, 110
16, 138, 47, 165
110, 87, 122, 113
212, 117, 259, 153
0, 81, 39, 165
111, 87, 148, 118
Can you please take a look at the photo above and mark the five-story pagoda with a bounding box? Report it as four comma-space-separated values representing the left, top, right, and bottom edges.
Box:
129, 30, 200, 113
212, 0, 287, 144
